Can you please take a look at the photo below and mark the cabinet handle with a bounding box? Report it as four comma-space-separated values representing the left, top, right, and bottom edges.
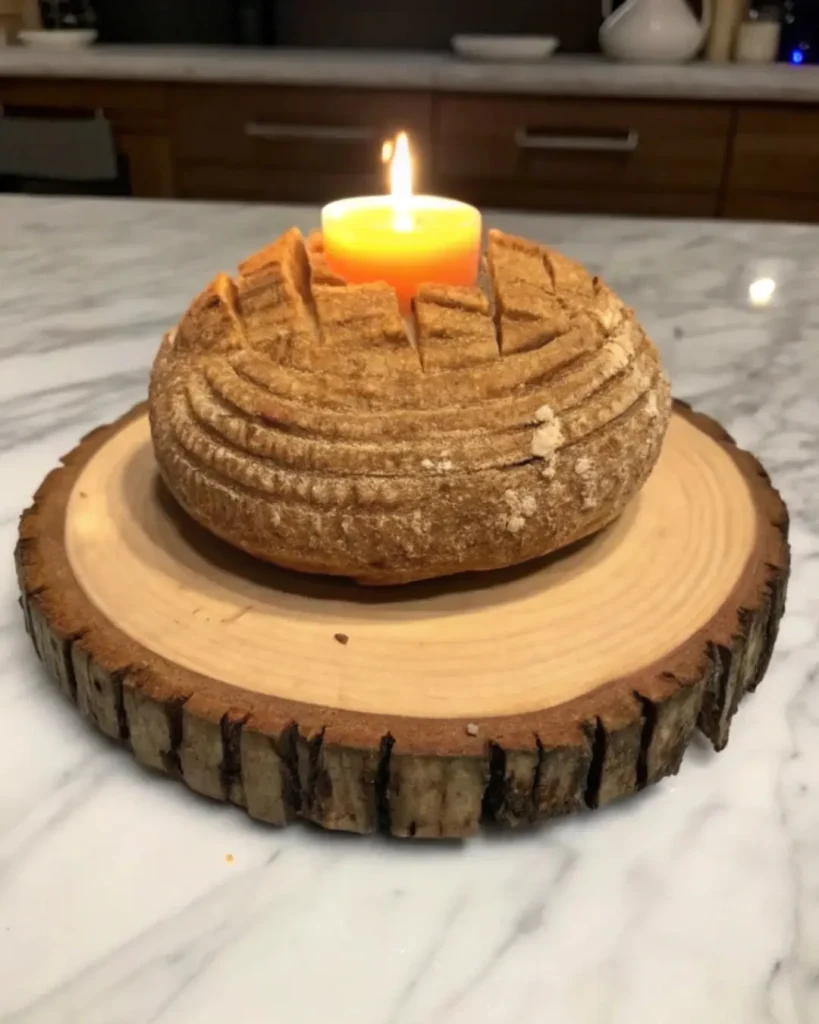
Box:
515, 128, 640, 153
244, 122, 376, 143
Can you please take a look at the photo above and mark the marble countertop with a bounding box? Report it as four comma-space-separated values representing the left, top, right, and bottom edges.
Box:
2, 46, 819, 102
0, 196, 817, 1024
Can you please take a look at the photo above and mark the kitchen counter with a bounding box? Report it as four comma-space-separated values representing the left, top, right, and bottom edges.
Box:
1, 45, 819, 102
0, 196, 817, 1024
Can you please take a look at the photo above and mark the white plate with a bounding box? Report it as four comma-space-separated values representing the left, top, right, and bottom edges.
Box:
451, 34, 559, 62
18, 29, 98, 49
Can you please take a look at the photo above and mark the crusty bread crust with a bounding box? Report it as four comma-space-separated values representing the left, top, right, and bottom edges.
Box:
149, 228, 671, 584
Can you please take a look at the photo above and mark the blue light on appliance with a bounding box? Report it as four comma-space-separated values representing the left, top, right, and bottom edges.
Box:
779, 2, 819, 64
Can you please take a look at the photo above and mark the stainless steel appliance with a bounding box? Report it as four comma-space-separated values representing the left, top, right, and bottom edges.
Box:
0, 110, 127, 195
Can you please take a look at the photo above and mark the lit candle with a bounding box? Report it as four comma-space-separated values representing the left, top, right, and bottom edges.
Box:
321, 133, 482, 310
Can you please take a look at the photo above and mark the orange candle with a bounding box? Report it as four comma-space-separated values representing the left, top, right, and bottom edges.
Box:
321, 133, 482, 310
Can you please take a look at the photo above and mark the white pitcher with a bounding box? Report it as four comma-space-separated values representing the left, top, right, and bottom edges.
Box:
600, 0, 712, 63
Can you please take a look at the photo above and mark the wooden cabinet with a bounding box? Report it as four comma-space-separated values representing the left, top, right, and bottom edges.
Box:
728, 106, 819, 196
0, 78, 175, 197
3, 75, 819, 222
723, 106, 819, 220
172, 84, 433, 203
434, 95, 731, 215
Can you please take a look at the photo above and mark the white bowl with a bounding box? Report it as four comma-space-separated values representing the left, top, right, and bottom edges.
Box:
452, 34, 559, 62
19, 29, 98, 49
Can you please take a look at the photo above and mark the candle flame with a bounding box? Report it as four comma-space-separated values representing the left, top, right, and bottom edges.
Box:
383, 131, 414, 233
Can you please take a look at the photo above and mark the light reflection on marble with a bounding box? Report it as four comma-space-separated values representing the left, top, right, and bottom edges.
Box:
0, 196, 817, 1024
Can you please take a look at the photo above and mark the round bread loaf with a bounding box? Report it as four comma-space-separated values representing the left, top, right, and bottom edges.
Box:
149, 228, 671, 584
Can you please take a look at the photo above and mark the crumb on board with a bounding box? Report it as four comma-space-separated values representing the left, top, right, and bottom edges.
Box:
225, 853, 235, 864
334, 633, 349, 645
466, 723, 479, 737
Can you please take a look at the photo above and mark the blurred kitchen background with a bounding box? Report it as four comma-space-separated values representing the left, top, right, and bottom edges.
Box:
1, 0, 818, 219
89, 0, 610, 50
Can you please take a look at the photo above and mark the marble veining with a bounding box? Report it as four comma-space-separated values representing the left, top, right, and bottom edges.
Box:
0, 196, 817, 1023
1, 46, 819, 102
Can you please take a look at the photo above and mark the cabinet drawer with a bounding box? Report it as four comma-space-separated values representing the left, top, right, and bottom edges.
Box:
729, 107, 819, 196
435, 96, 730, 193
173, 85, 433, 180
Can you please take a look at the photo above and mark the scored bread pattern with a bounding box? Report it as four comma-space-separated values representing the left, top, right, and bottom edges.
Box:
150, 228, 672, 584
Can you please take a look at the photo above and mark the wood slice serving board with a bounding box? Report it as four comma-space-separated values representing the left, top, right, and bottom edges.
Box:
16, 401, 789, 838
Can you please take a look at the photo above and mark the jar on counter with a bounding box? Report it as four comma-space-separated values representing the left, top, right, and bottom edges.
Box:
736, 5, 781, 63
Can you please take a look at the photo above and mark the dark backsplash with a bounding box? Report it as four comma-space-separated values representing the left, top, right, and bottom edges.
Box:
276, 0, 602, 52
93, 0, 603, 52
93, 0, 242, 44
